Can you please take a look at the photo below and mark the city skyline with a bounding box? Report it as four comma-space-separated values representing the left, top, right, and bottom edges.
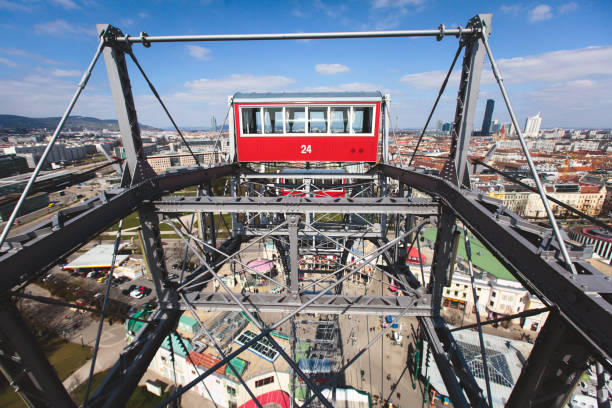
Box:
0, 1, 611, 129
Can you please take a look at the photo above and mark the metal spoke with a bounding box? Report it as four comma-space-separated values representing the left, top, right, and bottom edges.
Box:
166, 221, 335, 408
462, 225, 493, 407
84, 217, 124, 403
479, 25, 576, 274
179, 293, 264, 408
0, 35, 105, 248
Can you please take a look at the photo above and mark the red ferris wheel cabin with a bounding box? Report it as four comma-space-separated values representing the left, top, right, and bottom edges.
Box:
229, 92, 386, 162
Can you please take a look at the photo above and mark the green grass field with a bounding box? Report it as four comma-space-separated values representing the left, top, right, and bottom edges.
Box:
422, 227, 516, 281
0, 333, 93, 407
70, 369, 170, 407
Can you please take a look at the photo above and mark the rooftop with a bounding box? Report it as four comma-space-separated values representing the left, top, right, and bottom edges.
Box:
233, 91, 383, 102
423, 328, 532, 407
64, 244, 130, 269
422, 228, 515, 281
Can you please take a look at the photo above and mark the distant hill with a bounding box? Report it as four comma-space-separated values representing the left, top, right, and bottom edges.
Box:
0, 115, 157, 131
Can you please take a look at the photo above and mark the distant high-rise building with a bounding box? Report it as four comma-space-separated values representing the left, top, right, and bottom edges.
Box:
481, 99, 495, 136
503, 122, 515, 137
436, 120, 443, 131
524, 113, 542, 137
211, 115, 217, 132
491, 119, 500, 134
442, 122, 452, 134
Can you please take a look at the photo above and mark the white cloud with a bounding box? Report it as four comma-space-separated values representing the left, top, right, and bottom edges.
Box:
292, 9, 307, 18
315, 63, 350, 75
175, 74, 295, 103
313, 0, 347, 18
34, 19, 94, 37
528, 4, 553, 22
371, 0, 423, 9
399, 46, 612, 128
0, 0, 32, 12
186, 45, 212, 61
51, 0, 80, 10
0, 48, 59, 65
120, 18, 135, 28
302, 82, 383, 93
0, 57, 17, 67
138, 12, 149, 19
51, 68, 81, 77
400, 70, 460, 89
401, 46, 612, 88
0, 75, 114, 119
559, 1, 578, 14
500, 4, 521, 14
494, 46, 612, 83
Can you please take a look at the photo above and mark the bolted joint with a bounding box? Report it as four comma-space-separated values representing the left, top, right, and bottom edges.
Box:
140, 32, 151, 48
287, 214, 300, 226
100, 24, 132, 53
437, 24, 445, 41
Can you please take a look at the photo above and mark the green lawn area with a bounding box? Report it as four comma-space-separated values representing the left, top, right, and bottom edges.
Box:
0, 333, 93, 407
71, 369, 170, 407
422, 227, 516, 281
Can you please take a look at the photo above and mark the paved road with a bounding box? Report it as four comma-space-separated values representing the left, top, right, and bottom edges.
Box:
339, 277, 427, 408
62, 319, 126, 392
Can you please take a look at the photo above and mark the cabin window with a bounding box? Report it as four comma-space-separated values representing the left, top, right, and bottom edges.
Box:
352, 106, 373, 134
330, 107, 350, 133
239, 104, 375, 136
242, 108, 262, 134
264, 107, 284, 134
286, 107, 306, 133
308, 107, 328, 133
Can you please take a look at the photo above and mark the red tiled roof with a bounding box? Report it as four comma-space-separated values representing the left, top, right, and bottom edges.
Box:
188, 351, 226, 375
239, 390, 291, 408
580, 185, 603, 194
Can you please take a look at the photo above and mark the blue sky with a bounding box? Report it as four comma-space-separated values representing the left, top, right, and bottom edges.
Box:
1, 0, 611, 129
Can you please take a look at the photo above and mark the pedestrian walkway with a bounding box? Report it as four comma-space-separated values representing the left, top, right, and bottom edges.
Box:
62, 319, 126, 392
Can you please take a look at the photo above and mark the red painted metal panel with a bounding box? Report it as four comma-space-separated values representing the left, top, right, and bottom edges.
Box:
234, 102, 381, 162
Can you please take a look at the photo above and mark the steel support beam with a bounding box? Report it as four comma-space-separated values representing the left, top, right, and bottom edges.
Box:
98, 24, 156, 183
419, 316, 485, 408
288, 214, 300, 293
176, 292, 431, 315
506, 312, 591, 408
0, 298, 76, 408
113, 27, 478, 44
244, 226, 382, 238
449, 14, 490, 187
243, 173, 377, 180
153, 196, 438, 214
378, 164, 612, 365
429, 206, 459, 317
85, 309, 181, 408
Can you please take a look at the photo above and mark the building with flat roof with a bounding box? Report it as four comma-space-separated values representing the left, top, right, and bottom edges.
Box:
0, 154, 29, 178
64, 244, 130, 270
422, 328, 532, 407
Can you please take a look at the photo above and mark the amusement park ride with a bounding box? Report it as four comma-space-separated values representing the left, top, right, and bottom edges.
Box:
0, 13, 610, 408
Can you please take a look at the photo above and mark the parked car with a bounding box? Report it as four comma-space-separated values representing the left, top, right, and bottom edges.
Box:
97, 275, 108, 283
168, 273, 179, 280
122, 284, 137, 296
129, 289, 144, 299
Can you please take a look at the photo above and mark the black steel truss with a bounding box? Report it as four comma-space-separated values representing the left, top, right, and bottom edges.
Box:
0, 13, 609, 408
